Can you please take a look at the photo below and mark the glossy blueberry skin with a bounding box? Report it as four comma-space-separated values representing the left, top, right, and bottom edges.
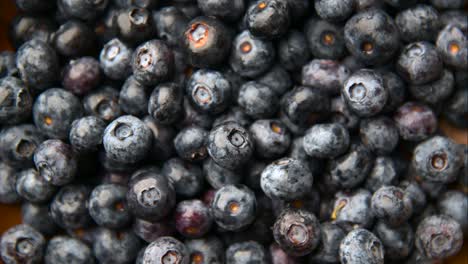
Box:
397, 41, 443, 85
315, 0, 354, 22
133, 217, 175, 243
116, 7, 154, 44
246, 0, 290, 39
304, 18, 346, 60
226, 241, 268, 264
33, 88, 83, 139
69, 116, 106, 153
303, 123, 350, 159
16, 168, 56, 203
21, 202, 58, 236
364, 156, 399, 192
344, 9, 400, 65
309, 222, 345, 263
415, 215, 463, 260
103, 115, 152, 164
99, 38, 133, 81
62, 57, 101, 95
444, 88, 467, 128
409, 69, 454, 105
339, 228, 384, 264
277, 30, 310, 72
182, 16, 232, 68
360, 116, 399, 155
213, 106, 252, 128
50, 184, 92, 229
58, 0, 108, 21
0, 162, 20, 204
237, 81, 278, 119
207, 122, 254, 170
93, 228, 142, 264
393, 102, 437, 142
212, 184, 256, 231
126, 169, 176, 221
152, 7, 188, 47
371, 186, 413, 227
0, 52, 18, 78
16, 39, 58, 91
249, 119, 291, 159
88, 184, 131, 229
198, 0, 244, 21
186, 236, 224, 264
0, 224, 46, 264
380, 71, 406, 113
261, 158, 313, 201
302, 60, 349, 95
412, 136, 463, 184
132, 40, 174, 86
273, 208, 321, 256
0, 77, 32, 125
230, 30, 275, 78
436, 24, 467, 70
328, 142, 374, 189
374, 221, 414, 260
53, 20, 95, 58
0, 124, 43, 168
437, 191, 467, 232
175, 199, 213, 238
45, 236, 94, 264
162, 158, 204, 197
330, 96, 360, 131
342, 69, 387, 117
148, 82, 183, 124
144, 237, 189, 264
332, 189, 374, 231
186, 69, 232, 115
281, 86, 330, 130
174, 126, 209, 162
395, 5, 440, 43
118, 76, 149, 117
142, 116, 176, 161
203, 158, 243, 189
33, 139, 78, 186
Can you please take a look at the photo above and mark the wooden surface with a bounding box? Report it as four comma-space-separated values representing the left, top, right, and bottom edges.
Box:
0, 0, 466, 263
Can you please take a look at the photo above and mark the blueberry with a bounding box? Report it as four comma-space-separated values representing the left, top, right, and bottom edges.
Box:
21, 202, 58, 237
371, 186, 413, 226
133, 217, 175, 243
360, 116, 399, 154
148, 82, 183, 124
143, 237, 189, 264
364, 156, 399, 192
175, 199, 213, 238
384, 0, 418, 9
179, 98, 214, 130
0, 52, 18, 78
212, 184, 256, 231
409, 69, 455, 105
16, 168, 56, 203
314, 0, 354, 22
226, 241, 268, 264
308, 222, 345, 263
203, 158, 243, 189
440, 10, 468, 32
69, 116, 106, 153
393, 102, 437, 142
331, 189, 373, 230
132, 40, 175, 86
395, 5, 440, 43
33, 88, 83, 139
397, 41, 443, 85
245, 0, 290, 39
15, 0, 55, 13
103, 115, 152, 164
16, 39, 59, 91
0, 77, 32, 125
301, 59, 350, 95
142, 116, 176, 161
53, 20, 96, 58
186, 69, 232, 115
50, 184, 92, 229
237, 81, 279, 119
436, 24, 467, 70
230, 30, 275, 78
213, 106, 252, 129
152, 7, 188, 47
174, 126, 209, 162
380, 70, 406, 113
415, 215, 463, 260
330, 96, 360, 131
437, 190, 467, 232
186, 236, 225, 264
344, 9, 400, 65
126, 169, 176, 221
288, 137, 323, 176
100, 38, 133, 81
58, 0, 108, 21
207, 122, 254, 169
430, 0, 465, 9
183, 16, 232, 68
0, 224, 45, 264
62, 57, 101, 95
273, 208, 321, 256
116, 7, 154, 44
444, 88, 468, 128
10, 15, 56, 48
89, 183, 131, 229
93, 228, 142, 264
269, 243, 301, 264
303, 123, 350, 159
249, 119, 291, 159
399, 180, 427, 215
119, 76, 149, 117
277, 30, 311, 71
114, 0, 158, 9
162, 158, 204, 197
197, 0, 245, 21
33, 139, 78, 186
304, 18, 346, 60
0, 124, 43, 168
45, 236, 94, 264
339, 228, 384, 264
0, 162, 20, 204
412, 136, 463, 184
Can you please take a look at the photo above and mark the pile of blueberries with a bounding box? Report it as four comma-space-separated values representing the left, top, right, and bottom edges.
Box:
0, 0, 467, 263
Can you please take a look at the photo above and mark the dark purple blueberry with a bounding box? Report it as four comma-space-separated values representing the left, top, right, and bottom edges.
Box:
186, 236, 225, 264
237, 81, 279, 119
0, 51, 18, 78
99, 38, 133, 81
371, 186, 413, 226
93, 228, 142, 264
399, 180, 427, 216
330, 96, 360, 131
69, 116, 106, 153
62, 57, 101, 95
431, 0, 465, 9
256, 65, 292, 96
119, 76, 149, 117
360, 116, 399, 154
444, 87, 468, 128
308, 222, 346, 263
249, 119, 291, 159
148, 82, 183, 125
305, 18, 346, 60
10, 15, 56, 48
409, 69, 455, 105
245, 0, 290, 39
88, 183, 131, 229
331, 189, 374, 231
15, 0, 55, 13
203, 158, 243, 189
162, 158, 204, 197
315, 0, 354, 22
374, 221, 414, 260
277, 30, 311, 72
175, 199, 213, 238
380, 70, 406, 113
0, 124, 43, 168
174, 126, 209, 163
152, 6, 188, 47
270, 243, 301, 264
339, 228, 384, 264
198, 0, 244, 21
226, 241, 268, 264
0, 224, 45, 264
179, 98, 214, 130
395, 5, 440, 43
437, 191, 467, 232
0, 77, 32, 125
303, 123, 350, 159
393, 102, 437, 142
364, 156, 399, 192
213, 107, 252, 129
53, 20, 96, 58
21, 202, 58, 236
302, 59, 349, 95
142, 116, 176, 161
45, 236, 94, 264
58, 0, 108, 21
50, 184, 92, 229
143, 237, 189, 264
16, 168, 56, 203
133, 217, 175, 243
83, 86, 122, 123
116, 7, 154, 44
0, 162, 20, 204
436, 24, 467, 70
